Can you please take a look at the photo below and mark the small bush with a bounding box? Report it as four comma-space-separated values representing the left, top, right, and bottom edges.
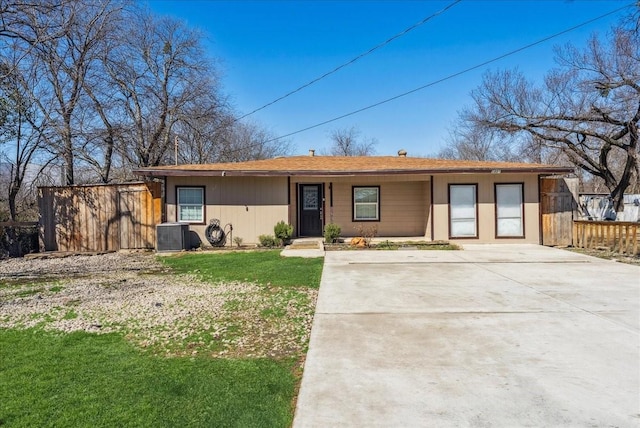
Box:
258, 234, 280, 248
233, 236, 243, 248
375, 240, 396, 250
354, 224, 378, 247
273, 221, 293, 244
323, 223, 341, 243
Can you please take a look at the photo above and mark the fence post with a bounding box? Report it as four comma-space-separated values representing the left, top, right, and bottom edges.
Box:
623, 224, 629, 255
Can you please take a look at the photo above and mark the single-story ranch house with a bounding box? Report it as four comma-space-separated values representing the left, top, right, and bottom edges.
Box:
134, 151, 574, 245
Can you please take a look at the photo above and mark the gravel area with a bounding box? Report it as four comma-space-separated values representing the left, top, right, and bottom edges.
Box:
0, 252, 317, 359
566, 247, 640, 265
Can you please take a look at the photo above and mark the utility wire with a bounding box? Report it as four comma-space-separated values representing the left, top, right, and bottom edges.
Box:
235, 0, 462, 122
260, 2, 634, 145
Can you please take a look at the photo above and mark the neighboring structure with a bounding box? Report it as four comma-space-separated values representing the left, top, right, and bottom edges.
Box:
39, 182, 162, 252
134, 152, 574, 245
579, 194, 640, 222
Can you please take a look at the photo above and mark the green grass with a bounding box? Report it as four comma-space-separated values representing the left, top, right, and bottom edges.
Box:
0, 329, 296, 428
1, 251, 324, 425
374, 240, 460, 250
0, 277, 60, 289
160, 250, 324, 288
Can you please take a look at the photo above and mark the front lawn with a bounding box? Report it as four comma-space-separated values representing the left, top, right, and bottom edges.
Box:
0, 251, 324, 427
0, 329, 294, 427
160, 250, 324, 288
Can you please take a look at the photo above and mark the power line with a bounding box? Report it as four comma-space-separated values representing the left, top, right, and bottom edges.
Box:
261, 2, 634, 145
235, 0, 462, 122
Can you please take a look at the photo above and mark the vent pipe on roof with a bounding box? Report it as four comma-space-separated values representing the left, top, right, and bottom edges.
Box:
398, 149, 407, 157
309, 149, 315, 157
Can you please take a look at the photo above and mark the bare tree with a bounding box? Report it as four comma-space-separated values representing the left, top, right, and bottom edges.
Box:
0, 0, 69, 78
450, 25, 639, 213
1, 0, 281, 203
8, 0, 123, 185
75, 14, 128, 184
326, 126, 377, 156
438, 122, 522, 162
104, 11, 222, 169
174, 114, 233, 164
212, 120, 290, 163
0, 52, 50, 220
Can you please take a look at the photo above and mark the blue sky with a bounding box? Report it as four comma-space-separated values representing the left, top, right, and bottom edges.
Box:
147, 0, 633, 157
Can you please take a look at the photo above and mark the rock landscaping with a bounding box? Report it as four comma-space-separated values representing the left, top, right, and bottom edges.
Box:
0, 252, 317, 359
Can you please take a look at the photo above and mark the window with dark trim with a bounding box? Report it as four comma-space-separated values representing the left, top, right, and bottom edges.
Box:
449, 184, 477, 238
353, 186, 380, 221
177, 186, 205, 223
495, 183, 524, 238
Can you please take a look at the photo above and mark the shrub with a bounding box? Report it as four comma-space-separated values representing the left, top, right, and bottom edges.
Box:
354, 224, 378, 247
323, 223, 341, 243
273, 221, 293, 244
233, 236, 243, 248
258, 234, 279, 247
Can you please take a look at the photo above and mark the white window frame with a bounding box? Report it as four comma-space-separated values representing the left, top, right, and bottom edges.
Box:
449, 184, 477, 238
495, 183, 524, 238
353, 186, 380, 221
177, 187, 204, 223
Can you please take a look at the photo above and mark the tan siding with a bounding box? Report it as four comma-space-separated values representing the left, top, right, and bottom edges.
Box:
166, 172, 545, 244
167, 176, 289, 245
291, 176, 430, 238
432, 174, 540, 243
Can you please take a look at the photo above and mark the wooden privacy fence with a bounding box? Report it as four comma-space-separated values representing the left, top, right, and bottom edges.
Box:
38, 182, 162, 252
573, 220, 639, 256
540, 176, 579, 247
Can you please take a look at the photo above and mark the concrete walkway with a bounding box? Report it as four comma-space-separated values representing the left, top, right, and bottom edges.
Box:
293, 245, 640, 427
281, 238, 325, 258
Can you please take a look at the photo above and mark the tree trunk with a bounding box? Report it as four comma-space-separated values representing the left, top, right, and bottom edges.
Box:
64, 144, 74, 185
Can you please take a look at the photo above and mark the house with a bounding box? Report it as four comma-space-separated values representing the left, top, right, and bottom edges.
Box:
133, 151, 574, 246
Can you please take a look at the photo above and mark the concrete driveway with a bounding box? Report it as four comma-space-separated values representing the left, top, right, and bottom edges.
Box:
293, 245, 640, 427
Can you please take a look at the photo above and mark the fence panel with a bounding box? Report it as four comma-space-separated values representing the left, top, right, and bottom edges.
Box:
573, 220, 639, 256
38, 182, 162, 252
540, 176, 579, 246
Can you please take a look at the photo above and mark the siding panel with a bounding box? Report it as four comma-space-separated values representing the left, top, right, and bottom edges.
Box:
432, 173, 540, 243
167, 176, 289, 245
292, 177, 430, 237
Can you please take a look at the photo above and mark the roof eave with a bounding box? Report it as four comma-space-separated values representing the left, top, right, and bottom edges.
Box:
133, 166, 574, 177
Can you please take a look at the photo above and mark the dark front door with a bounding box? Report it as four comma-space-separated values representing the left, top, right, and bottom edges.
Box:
299, 184, 323, 236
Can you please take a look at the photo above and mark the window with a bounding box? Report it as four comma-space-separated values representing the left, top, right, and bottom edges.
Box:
303, 186, 319, 210
177, 187, 204, 223
353, 186, 380, 221
495, 183, 524, 237
449, 184, 477, 238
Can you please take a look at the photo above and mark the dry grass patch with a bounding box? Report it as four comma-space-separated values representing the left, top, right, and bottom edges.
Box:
0, 252, 319, 359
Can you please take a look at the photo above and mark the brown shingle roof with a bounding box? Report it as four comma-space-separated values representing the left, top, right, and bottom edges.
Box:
133, 156, 574, 177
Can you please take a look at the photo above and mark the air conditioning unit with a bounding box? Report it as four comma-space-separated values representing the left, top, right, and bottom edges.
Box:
156, 223, 189, 252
